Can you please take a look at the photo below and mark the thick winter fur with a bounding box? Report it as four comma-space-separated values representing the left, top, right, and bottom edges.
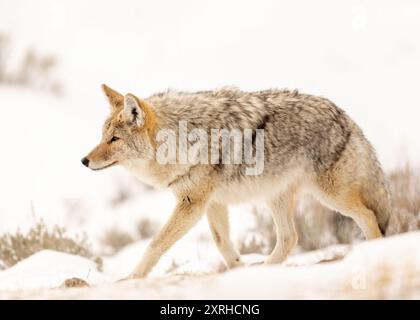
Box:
83, 85, 392, 279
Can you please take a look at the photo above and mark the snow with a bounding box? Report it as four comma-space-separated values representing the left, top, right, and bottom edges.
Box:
0, 250, 106, 291
0, 0, 420, 299
1, 232, 419, 299
102, 237, 225, 280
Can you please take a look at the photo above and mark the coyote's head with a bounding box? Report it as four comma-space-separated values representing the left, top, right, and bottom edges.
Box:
81, 85, 156, 171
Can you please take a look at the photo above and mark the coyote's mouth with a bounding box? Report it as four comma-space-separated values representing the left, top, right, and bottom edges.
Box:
91, 161, 118, 171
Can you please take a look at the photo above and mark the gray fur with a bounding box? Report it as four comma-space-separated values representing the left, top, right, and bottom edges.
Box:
144, 87, 391, 232
84, 86, 392, 278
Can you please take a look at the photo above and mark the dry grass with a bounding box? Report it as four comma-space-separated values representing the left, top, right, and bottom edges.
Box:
239, 206, 275, 255
0, 219, 102, 270
0, 34, 9, 82
101, 229, 134, 254
108, 176, 156, 208
137, 217, 159, 240
240, 165, 420, 254
101, 217, 159, 254
0, 33, 62, 94
387, 165, 420, 234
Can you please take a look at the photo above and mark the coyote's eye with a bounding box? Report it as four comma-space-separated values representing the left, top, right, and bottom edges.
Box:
110, 136, 120, 143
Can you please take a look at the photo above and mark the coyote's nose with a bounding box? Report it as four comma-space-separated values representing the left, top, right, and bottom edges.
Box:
81, 157, 90, 167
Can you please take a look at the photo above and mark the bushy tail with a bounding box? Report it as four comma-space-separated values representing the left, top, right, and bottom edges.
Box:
361, 168, 392, 236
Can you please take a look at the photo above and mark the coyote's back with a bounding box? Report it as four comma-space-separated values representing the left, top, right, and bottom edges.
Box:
148, 88, 391, 234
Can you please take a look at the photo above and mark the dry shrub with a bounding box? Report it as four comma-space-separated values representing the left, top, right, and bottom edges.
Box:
0, 33, 62, 94
101, 217, 159, 254
0, 34, 9, 82
0, 219, 102, 270
389, 165, 420, 214
137, 217, 158, 240
14, 49, 61, 93
165, 259, 182, 275
238, 207, 275, 255
101, 228, 134, 254
108, 176, 156, 208
386, 165, 420, 234
108, 185, 133, 207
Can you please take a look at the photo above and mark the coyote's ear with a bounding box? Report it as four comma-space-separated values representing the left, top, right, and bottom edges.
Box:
123, 94, 146, 127
101, 84, 123, 109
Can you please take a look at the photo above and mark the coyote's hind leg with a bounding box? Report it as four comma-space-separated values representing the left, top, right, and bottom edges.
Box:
265, 188, 298, 264
316, 186, 382, 240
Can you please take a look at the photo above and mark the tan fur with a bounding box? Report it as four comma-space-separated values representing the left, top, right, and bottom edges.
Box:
132, 97, 158, 147
207, 202, 243, 268
266, 187, 299, 264
129, 165, 214, 278
82, 85, 392, 279
102, 84, 124, 108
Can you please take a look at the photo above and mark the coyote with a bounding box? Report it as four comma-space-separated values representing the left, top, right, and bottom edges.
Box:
82, 84, 392, 279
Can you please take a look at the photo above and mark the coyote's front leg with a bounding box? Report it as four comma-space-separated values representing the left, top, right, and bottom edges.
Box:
127, 177, 212, 279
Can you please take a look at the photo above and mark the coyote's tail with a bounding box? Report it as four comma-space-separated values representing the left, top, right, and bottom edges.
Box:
361, 167, 392, 236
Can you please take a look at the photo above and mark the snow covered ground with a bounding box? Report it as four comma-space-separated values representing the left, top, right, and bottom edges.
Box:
0, 0, 420, 299
1, 232, 419, 299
